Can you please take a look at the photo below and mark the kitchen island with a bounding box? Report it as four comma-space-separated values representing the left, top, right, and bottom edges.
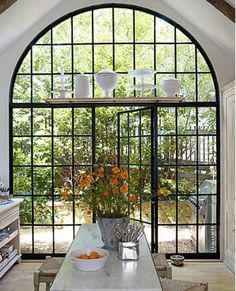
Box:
50, 224, 162, 291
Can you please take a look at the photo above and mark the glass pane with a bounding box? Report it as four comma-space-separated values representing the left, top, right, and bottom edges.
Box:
198, 225, 217, 253
135, 45, 154, 69
36, 31, 51, 44
198, 136, 217, 164
141, 166, 151, 193
158, 198, 176, 224
156, 45, 175, 72
53, 74, 72, 93
158, 136, 176, 165
53, 46, 72, 73
119, 113, 128, 137
33, 108, 52, 135
18, 51, 31, 74
13, 137, 31, 165
178, 136, 197, 164
54, 137, 72, 165
33, 167, 52, 195
32, 75, 51, 102
74, 45, 92, 73
33, 137, 52, 165
178, 226, 196, 253
135, 11, 154, 42
94, 45, 113, 72
198, 195, 217, 224
158, 226, 176, 253
141, 137, 151, 165
73, 12, 92, 43
197, 49, 210, 72
158, 166, 176, 195
94, 8, 112, 43
178, 166, 197, 195
34, 226, 53, 253
115, 74, 131, 97
198, 74, 215, 102
53, 19, 71, 43
129, 111, 139, 136
178, 196, 196, 224
129, 137, 140, 164
178, 107, 196, 134
54, 226, 73, 253
74, 137, 92, 165
198, 167, 217, 192
142, 198, 151, 223
13, 167, 31, 195
115, 45, 133, 72
157, 107, 176, 135
198, 107, 216, 134
54, 166, 72, 195
33, 46, 51, 73
141, 110, 151, 135
20, 225, 32, 253
176, 29, 192, 42
74, 108, 92, 135
156, 18, 174, 42
114, 8, 133, 42
13, 108, 31, 136
54, 108, 72, 135
19, 197, 32, 224
34, 197, 52, 224
75, 202, 93, 224
53, 198, 73, 224
178, 73, 196, 101
120, 137, 128, 165
177, 44, 195, 72
13, 75, 31, 103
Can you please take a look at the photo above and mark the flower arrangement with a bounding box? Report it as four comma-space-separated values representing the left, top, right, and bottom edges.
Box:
77, 166, 140, 218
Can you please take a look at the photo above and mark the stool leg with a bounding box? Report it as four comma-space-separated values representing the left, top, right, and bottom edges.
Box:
33, 270, 40, 291
46, 282, 51, 291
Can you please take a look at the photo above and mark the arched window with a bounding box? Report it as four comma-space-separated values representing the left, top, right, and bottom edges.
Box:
10, 4, 219, 259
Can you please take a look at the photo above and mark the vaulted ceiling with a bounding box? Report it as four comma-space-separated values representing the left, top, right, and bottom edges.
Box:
0, 0, 234, 86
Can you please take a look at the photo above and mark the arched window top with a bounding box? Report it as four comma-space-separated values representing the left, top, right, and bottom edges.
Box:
11, 4, 218, 103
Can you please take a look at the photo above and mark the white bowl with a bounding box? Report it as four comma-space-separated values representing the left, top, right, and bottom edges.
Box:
94, 69, 118, 97
70, 247, 109, 271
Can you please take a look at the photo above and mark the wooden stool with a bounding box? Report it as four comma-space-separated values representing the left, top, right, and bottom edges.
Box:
160, 277, 208, 291
33, 256, 64, 291
152, 253, 172, 279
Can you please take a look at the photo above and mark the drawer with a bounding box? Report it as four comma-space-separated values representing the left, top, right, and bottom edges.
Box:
0, 209, 19, 229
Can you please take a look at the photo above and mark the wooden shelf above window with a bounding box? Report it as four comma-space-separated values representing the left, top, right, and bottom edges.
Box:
46, 97, 182, 105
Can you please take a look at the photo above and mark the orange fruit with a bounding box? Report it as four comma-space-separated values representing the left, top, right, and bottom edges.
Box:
78, 254, 89, 259
88, 251, 99, 259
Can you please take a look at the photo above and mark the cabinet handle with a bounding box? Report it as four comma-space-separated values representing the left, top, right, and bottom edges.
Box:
233, 228, 236, 233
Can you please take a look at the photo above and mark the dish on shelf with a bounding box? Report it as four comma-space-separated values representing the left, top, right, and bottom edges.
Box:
129, 69, 156, 79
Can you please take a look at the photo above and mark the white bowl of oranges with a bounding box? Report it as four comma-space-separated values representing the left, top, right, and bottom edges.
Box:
70, 248, 109, 271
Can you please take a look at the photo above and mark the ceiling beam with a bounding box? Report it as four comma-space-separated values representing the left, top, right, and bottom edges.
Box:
0, 0, 17, 15
206, 0, 235, 22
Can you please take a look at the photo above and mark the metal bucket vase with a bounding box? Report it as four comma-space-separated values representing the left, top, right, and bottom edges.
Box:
97, 217, 130, 251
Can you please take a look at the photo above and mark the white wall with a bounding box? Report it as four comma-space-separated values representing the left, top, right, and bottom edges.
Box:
0, 0, 235, 185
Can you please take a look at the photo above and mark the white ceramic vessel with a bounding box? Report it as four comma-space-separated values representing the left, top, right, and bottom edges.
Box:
161, 77, 180, 97
94, 69, 119, 97
75, 74, 90, 98
70, 247, 109, 271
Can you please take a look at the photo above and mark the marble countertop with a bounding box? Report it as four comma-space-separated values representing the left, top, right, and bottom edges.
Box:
50, 224, 162, 291
0, 198, 22, 215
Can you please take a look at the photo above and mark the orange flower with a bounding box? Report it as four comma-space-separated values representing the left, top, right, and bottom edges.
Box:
62, 190, 69, 199
120, 184, 128, 193
129, 194, 138, 203
112, 167, 120, 174
120, 171, 128, 180
80, 178, 90, 187
110, 178, 118, 187
103, 190, 109, 197
98, 167, 104, 178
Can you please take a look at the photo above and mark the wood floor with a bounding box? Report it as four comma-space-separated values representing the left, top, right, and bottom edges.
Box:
0, 260, 234, 291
